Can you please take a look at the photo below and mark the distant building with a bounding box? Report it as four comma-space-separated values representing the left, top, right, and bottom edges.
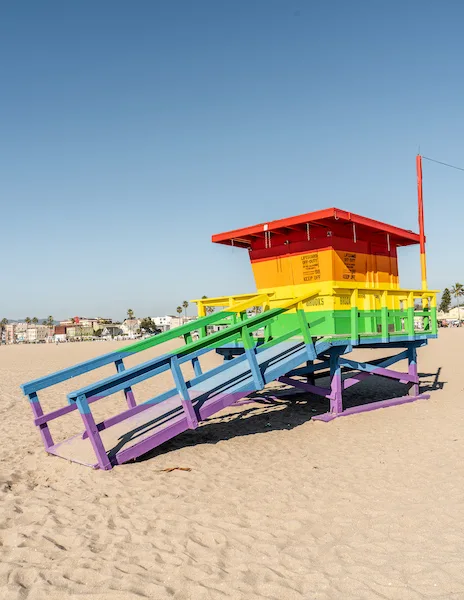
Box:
60, 317, 111, 327
66, 325, 94, 339
152, 315, 176, 331
438, 306, 464, 323
26, 325, 51, 343
8, 323, 52, 343
152, 315, 196, 332
3, 324, 16, 344
53, 326, 67, 342
101, 325, 123, 338
121, 319, 141, 338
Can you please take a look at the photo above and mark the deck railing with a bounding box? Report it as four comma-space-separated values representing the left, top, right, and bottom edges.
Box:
193, 286, 438, 344
337, 286, 438, 344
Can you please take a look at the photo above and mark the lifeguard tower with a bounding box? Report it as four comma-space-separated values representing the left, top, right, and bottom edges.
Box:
206, 207, 437, 341
189, 206, 437, 422
20, 161, 438, 468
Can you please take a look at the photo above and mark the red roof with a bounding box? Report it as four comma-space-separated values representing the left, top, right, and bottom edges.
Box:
212, 207, 421, 248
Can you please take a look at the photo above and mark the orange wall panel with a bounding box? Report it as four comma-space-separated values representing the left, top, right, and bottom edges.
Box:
251, 248, 399, 289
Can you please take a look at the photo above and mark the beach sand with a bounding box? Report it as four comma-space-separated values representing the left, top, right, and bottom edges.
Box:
0, 330, 463, 599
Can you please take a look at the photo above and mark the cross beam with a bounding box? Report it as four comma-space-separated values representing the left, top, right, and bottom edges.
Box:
280, 342, 429, 421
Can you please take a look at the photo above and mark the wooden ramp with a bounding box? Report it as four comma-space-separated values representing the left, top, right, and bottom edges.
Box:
20, 289, 433, 470
45, 339, 309, 468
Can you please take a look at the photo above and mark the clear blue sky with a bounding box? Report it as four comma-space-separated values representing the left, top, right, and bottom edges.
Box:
1, 0, 462, 320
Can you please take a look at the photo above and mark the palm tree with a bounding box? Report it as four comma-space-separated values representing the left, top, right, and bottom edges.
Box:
32, 317, 38, 325
25, 317, 31, 325
1, 318, 8, 344
176, 306, 183, 320
127, 309, 134, 320
182, 300, 189, 319
450, 283, 464, 324
47, 315, 54, 327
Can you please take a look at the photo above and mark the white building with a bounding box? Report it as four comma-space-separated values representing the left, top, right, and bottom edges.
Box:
152, 315, 177, 331
9, 323, 52, 343
121, 318, 141, 338
152, 315, 196, 332
101, 325, 123, 338
438, 306, 464, 323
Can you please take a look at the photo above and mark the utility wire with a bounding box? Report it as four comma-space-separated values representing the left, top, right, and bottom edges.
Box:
422, 155, 464, 173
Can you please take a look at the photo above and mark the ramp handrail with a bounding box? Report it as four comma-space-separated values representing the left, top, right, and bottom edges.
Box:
21, 289, 320, 469
21, 293, 273, 396
66, 289, 320, 402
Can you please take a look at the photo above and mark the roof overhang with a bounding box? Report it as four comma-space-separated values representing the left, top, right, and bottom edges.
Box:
212, 207, 421, 248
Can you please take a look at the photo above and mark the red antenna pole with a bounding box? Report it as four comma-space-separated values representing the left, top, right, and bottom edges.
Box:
416, 154, 427, 290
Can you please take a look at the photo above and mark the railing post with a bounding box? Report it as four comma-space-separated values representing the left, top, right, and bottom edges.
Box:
422, 295, 430, 332
430, 294, 438, 335
265, 318, 272, 342
262, 301, 272, 342
381, 291, 389, 343
170, 357, 198, 429
76, 394, 112, 470
350, 288, 359, 345
393, 295, 401, 333
407, 292, 415, 339
28, 392, 54, 450
296, 307, 316, 360
241, 326, 265, 390
184, 333, 202, 376
115, 359, 136, 409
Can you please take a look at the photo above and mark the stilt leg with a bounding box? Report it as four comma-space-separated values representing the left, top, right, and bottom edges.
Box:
408, 345, 419, 396
306, 360, 315, 386
329, 351, 343, 416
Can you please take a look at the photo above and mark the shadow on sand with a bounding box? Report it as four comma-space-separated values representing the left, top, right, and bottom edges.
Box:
135, 367, 445, 463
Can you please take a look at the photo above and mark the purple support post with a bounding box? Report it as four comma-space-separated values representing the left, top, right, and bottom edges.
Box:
28, 392, 54, 450
329, 350, 343, 416
115, 359, 137, 409
408, 345, 419, 397
76, 395, 112, 470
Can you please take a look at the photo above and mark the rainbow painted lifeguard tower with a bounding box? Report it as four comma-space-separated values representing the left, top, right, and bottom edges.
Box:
20, 161, 438, 469
208, 207, 433, 340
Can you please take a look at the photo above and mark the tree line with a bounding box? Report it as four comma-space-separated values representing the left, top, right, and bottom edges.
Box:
439, 284, 463, 314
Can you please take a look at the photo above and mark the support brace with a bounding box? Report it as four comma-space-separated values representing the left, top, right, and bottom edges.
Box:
280, 343, 430, 422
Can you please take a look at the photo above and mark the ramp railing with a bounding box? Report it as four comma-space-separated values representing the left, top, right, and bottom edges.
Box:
21, 290, 320, 468
21, 293, 272, 398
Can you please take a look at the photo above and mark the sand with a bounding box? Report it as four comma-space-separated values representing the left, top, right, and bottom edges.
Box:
0, 330, 463, 600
